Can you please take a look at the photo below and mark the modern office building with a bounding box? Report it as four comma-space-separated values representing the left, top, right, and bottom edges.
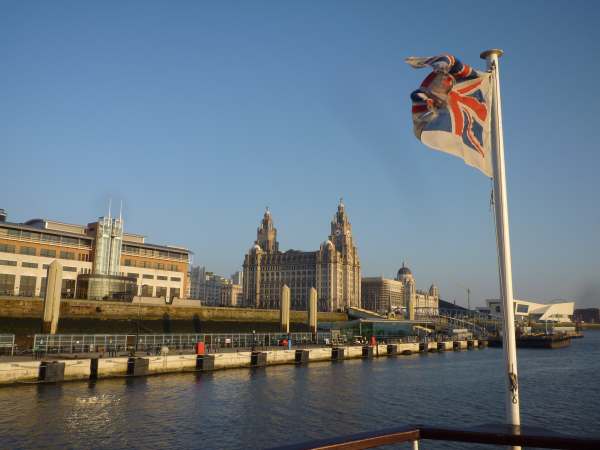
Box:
242, 200, 361, 312
0, 208, 191, 301
361, 264, 439, 317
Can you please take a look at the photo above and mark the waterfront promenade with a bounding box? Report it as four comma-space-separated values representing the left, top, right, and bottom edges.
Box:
0, 338, 486, 386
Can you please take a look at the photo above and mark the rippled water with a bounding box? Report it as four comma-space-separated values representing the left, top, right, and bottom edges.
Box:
1, 332, 599, 449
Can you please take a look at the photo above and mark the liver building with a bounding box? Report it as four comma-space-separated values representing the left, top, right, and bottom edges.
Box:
242, 200, 361, 312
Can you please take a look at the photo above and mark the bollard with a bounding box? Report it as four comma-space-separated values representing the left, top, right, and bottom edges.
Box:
453, 341, 461, 350
362, 346, 373, 359
127, 357, 149, 376
39, 361, 65, 382
251, 351, 267, 367
90, 358, 99, 380
196, 354, 215, 371
387, 344, 398, 356
332, 347, 345, 361
295, 349, 310, 364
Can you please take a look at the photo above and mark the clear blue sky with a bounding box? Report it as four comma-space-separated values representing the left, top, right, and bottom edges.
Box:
2, 1, 599, 307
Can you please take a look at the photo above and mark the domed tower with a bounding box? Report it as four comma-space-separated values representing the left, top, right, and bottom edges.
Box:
396, 263, 416, 320
396, 262, 414, 283
256, 207, 278, 253
404, 277, 416, 320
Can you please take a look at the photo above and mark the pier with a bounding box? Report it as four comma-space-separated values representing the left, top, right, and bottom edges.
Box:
0, 337, 487, 386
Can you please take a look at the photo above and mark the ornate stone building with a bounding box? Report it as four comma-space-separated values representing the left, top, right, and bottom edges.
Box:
361, 263, 439, 318
242, 200, 361, 312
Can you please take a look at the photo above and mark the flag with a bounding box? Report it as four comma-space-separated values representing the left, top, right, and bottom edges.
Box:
407, 54, 493, 177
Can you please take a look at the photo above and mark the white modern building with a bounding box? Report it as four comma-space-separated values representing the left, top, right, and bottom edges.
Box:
484, 298, 574, 323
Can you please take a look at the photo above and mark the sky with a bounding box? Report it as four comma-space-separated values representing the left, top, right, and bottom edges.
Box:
1, 1, 599, 308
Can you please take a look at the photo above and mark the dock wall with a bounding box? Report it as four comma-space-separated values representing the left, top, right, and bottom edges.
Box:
0, 340, 487, 386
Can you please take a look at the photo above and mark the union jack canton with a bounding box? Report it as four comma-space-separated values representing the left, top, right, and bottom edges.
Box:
407, 54, 493, 177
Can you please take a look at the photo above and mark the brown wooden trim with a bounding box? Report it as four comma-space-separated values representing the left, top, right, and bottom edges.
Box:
272, 427, 419, 450
271, 424, 600, 450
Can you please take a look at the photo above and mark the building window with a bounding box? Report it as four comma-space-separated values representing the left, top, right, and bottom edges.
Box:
63, 266, 78, 272
142, 274, 154, 279
169, 264, 178, 271
42, 264, 49, 270
171, 277, 181, 282
170, 287, 180, 299
0, 274, 16, 295
19, 275, 37, 297
61, 279, 76, 298
127, 273, 138, 278
19, 246, 36, 256
0, 243, 16, 253
22, 262, 39, 268
0, 260, 17, 266
516, 304, 529, 314
156, 263, 164, 270
78, 253, 90, 262
40, 249, 57, 258
60, 251, 75, 260
41, 234, 60, 243
157, 275, 167, 281
141, 285, 153, 297
7, 229, 20, 238
156, 287, 167, 298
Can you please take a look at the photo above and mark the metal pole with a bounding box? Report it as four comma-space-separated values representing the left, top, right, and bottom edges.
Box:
480, 49, 521, 435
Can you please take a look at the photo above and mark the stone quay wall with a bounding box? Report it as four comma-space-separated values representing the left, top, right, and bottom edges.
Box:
0, 297, 347, 323
0, 340, 485, 386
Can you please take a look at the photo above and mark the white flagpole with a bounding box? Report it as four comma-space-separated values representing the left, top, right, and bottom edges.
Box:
480, 49, 521, 434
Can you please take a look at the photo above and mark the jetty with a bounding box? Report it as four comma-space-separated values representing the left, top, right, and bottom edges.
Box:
0, 337, 487, 386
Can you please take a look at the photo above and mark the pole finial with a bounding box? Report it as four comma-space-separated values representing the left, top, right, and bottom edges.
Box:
480, 49, 504, 60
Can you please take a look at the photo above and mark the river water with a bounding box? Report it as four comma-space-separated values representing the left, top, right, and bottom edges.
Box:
1, 331, 599, 449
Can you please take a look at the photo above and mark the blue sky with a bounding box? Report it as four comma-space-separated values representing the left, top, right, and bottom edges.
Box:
2, 1, 599, 307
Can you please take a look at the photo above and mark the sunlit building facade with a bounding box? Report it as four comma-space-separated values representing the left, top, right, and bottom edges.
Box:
243, 200, 361, 312
0, 208, 191, 301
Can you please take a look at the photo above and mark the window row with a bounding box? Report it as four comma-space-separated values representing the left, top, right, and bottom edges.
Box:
0, 243, 90, 261
0, 228, 92, 248
127, 273, 182, 283
123, 259, 180, 272
122, 244, 188, 261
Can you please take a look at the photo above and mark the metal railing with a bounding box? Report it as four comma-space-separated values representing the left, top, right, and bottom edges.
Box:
33, 334, 130, 354
272, 423, 600, 450
33, 332, 334, 355
0, 334, 15, 356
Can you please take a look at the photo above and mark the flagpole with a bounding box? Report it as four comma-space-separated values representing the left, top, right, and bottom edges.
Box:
481, 49, 521, 435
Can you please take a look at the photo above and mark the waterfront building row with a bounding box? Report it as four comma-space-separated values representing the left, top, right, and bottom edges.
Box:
0, 208, 191, 301
361, 264, 439, 318
189, 266, 243, 307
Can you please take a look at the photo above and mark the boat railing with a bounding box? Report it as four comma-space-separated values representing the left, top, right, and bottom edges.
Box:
270, 423, 600, 450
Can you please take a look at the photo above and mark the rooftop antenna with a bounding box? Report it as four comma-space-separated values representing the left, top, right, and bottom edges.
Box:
108, 198, 112, 220
119, 200, 123, 221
